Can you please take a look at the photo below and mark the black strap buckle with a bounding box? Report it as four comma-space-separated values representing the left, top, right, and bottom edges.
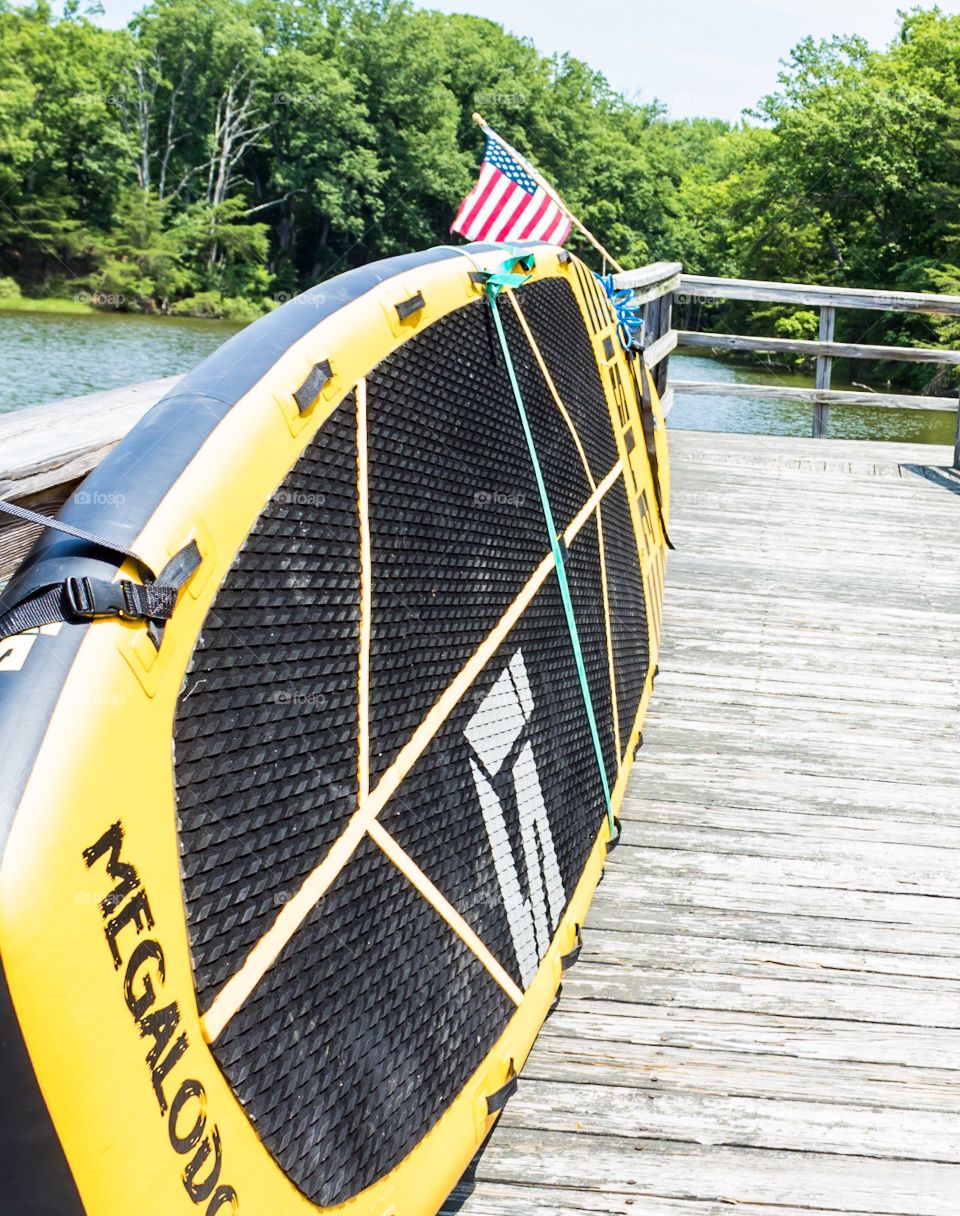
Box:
65, 576, 138, 621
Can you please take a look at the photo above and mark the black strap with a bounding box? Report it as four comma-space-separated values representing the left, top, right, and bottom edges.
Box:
629, 352, 675, 551
561, 930, 583, 971
0, 533, 201, 646
486, 1067, 518, 1115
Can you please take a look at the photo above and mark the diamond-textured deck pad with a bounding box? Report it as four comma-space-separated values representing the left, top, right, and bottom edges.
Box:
213, 835, 514, 1206
366, 286, 592, 783
600, 478, 650, 748
379, 549, 610, 992
512, 278, 619, 485
566, 515, 620, 791
174, 393, 360, 1011
168, 266, 660, 1204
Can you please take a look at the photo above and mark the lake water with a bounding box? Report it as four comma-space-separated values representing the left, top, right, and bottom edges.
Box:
0, 310, 242, 413
0, 310, 955, 445
669, 352, 957, 445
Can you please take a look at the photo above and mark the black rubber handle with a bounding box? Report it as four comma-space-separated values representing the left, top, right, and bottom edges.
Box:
486, 1071, 518, 1114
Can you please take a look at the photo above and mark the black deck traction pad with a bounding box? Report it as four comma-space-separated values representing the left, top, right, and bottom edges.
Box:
379, 557, 610, 991
511, 278, 619, 485
600, 480, 650, 748
173, 393, 360, 1011
212, 834, 514, 1207
366, 279, 596, 784
169, 269, 648, 1205
565, 515, 620, 794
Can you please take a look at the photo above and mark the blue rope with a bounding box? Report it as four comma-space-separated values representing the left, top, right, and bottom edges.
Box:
595, 273, 644, 350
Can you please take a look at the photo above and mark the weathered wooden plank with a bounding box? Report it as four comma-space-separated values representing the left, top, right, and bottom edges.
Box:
620, 273, 683, 307
587, 900, 960, 960
643, 327, 678, 369
650, 691, 960, 733
546, 1002, 960, 1069
603, 843, 960, 902
813, 304, 835, 436
621, 772, 960, 827
672, 379, 958, 412
658, 484, 960, 518
524, 1036, 960, 1112
0, 376, 179, 500
678, 273, 960, 316
620, 800, 960, 852
0, 484, 78, 584
443, 1184, 891, 1216
596, 870, 960, 928
642, 748, 960, 793
640, 728, 960, 782
461, 1129, 960, 1215
651, 666, 959, 711
580, 927, 960, 984
562, 964, 960, 1028
659, 385, 675, 417
661, 594, 960, 642
613, 261, 683, 294
677, 329, 960, 364
653, 620, 960, 661
666, 425, 955, 460
647, 690, 958, 734
504, 1078, 960, 1162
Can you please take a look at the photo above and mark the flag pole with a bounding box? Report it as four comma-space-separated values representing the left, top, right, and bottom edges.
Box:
471, 112, 626, 274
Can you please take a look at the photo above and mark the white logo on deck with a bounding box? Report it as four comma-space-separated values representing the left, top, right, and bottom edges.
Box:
464, 649, 564, 987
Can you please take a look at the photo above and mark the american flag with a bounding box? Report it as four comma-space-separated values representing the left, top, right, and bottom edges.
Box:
451, 135, 572, 245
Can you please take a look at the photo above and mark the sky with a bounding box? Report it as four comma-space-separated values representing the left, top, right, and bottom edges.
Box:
87, 0, 960, 122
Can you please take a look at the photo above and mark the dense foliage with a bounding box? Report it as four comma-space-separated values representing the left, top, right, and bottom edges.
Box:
1, 0, 959, 378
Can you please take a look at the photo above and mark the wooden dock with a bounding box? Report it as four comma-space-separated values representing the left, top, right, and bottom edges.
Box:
443, 427, 960, 1216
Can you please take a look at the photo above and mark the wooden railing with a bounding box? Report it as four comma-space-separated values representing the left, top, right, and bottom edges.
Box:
674, 274, 960, 457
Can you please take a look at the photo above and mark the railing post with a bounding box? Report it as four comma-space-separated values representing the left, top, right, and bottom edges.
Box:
954, 389, 960, 471
813, 306, 835, 438
613, 264, 682, 418
644, 294, 661, 364
656, 292, 673, 400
